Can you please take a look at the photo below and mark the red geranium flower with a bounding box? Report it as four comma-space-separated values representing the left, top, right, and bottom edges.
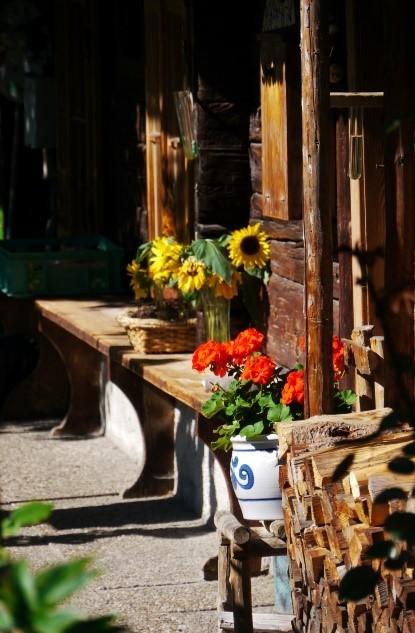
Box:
281, 369, 304, 405
232, 328, 264, 364
332, 335, 345, 382
240, 355, 276, 385
192, 340, 229, 377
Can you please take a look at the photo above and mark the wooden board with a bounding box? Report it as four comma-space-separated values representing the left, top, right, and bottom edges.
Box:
35, 298, 209, 412
219, 611, 293, 632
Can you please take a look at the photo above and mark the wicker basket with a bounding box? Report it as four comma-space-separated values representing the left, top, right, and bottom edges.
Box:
117, 308, 197, 353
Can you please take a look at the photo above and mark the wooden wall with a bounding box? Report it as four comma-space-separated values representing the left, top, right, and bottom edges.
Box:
193, 1, 263, 236
249, 110, 340, 368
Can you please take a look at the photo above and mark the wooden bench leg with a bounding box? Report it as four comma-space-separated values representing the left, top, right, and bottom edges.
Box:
218, 541, 232, 613
196, 412, 244, 521
39, 318, 102, 437
230, 548, 253, 633
109, 361, 175, 499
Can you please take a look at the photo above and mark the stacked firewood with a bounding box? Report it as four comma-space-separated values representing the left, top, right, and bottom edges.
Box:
277, 410, 415, 633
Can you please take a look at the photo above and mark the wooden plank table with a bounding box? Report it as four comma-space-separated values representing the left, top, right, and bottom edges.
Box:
35, 298, 236, 506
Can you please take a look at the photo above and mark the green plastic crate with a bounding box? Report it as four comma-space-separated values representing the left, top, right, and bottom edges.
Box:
0, 235, 124, 297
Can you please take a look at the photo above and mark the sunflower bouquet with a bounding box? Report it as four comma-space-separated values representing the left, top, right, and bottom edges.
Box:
126, 223, 271, 316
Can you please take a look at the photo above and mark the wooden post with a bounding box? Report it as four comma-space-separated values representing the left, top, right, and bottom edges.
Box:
336, 109, 354, 393
300, 0, 333, 417
383, 1, 415, 414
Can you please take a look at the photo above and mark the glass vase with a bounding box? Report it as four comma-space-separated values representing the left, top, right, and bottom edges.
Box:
200, 288, 230, 342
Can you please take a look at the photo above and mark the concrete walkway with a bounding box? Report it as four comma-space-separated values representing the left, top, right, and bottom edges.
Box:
0, 419, 275, 632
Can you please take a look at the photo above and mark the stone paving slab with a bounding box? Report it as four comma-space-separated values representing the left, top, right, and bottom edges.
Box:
0, 420, 276, 632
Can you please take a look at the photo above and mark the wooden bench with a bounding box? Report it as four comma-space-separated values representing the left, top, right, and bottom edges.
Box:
34, 297, 239, 507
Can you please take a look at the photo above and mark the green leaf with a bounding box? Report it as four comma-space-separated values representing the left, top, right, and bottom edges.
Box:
191, 239, 233, 283
11, 559, 37, 612
36, 559, 96, 607
267, 404, 292, 423
374, 487, 408, 503
1, 502, 53, 538
33, 610, 81, 633
388, 456, 415, 474
366, 540, 395, 560
0, 605, 14, 631
258, 394, 274, 410
336, 390, 357, 406
211, 436, 232, 452
201, 393, 225, 418
135, 241, 153, 264
332, 453, 354, 482
239, 421, 264, 439
338, 566, 379, 601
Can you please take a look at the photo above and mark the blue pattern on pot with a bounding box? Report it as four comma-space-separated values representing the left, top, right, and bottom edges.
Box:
230, 434, 283, 521
230, 456, 254, 490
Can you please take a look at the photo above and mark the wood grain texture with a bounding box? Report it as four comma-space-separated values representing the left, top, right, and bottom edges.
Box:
336, 110, 354, 346
383, 0, 415, 413
300, 0, 333, 416
282, 415, 415, 631
260, 33, 302, 220
35, 298, 209, 412
266, 273, 339, 371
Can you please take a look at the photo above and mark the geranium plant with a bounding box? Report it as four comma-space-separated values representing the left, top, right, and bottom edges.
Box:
192, 328, 356, 451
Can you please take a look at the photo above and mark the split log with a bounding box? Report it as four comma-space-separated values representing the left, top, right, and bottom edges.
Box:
282, 417, 415, 633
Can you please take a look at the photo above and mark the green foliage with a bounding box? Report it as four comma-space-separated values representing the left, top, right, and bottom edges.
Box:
0, 504, 126, 633
190, 239, 233, 284
205, 376, 285, 451
334, 389, 357, 413
267, 404, 293, 423
1, 503, 53, 539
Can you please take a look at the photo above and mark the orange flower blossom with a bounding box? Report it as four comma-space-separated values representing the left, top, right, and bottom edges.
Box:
232, 328, 264, 364
240, 354, 276, 385
192, 340, 230, 377
281, 369, 305, 406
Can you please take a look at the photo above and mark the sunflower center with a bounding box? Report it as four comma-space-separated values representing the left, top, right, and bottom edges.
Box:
240, 235, 260, 255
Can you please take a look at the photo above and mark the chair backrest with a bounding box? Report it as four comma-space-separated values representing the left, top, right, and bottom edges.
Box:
342, 324, 384, 410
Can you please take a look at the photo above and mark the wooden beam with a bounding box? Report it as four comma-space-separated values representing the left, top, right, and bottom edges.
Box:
300, 0, 333, 416
330, 92, 384, 109
383, 1, 415, 414
336, 110, 353, 351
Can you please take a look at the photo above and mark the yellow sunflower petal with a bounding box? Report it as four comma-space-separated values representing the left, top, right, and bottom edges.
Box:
177, 259, 206, 294
228, 223, 270, 270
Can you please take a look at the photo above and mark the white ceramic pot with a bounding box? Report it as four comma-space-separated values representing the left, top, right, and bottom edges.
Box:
230, 433, 283, 521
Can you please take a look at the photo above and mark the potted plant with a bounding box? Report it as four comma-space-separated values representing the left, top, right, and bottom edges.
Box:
122, 223, 271, 349
192, 328, 355, 520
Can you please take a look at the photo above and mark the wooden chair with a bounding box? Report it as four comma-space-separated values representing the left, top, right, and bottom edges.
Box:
214, 510, 292, 633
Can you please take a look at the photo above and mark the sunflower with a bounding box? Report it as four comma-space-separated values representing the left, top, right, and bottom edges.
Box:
126, 260, 149, 300
177, 258, 206, 294
228, 223, 270, 270
207, 271, 241, 300
149, 237, 183, 284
